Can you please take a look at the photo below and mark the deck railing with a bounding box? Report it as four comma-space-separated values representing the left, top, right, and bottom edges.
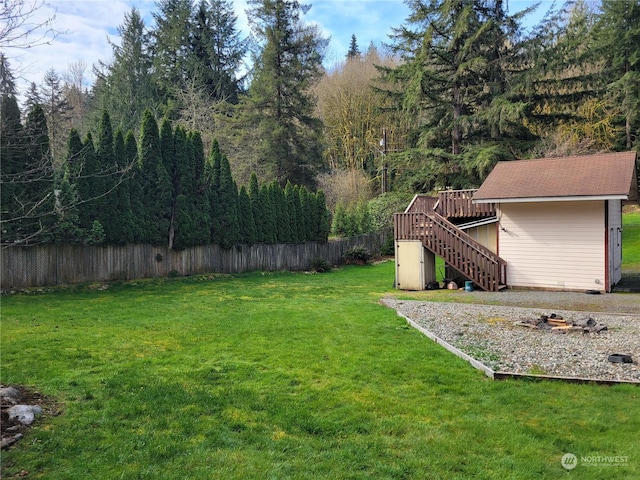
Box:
435, 190, 496, 218
394, 211, 507, 291
404, 195, 438, 213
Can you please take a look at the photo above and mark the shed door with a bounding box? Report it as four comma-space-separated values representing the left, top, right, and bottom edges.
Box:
609, 227, 615, 290
395, 240, 435, 290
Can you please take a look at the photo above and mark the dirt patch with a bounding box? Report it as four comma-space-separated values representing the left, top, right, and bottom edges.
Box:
1, 385, 61, 451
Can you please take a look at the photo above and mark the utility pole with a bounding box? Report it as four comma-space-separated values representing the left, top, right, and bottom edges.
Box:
381, 128, 388, 194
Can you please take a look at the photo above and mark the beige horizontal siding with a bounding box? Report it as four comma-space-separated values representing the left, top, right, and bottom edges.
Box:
499, 201, 605, 291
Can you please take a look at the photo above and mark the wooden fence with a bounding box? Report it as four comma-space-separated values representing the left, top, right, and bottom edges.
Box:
1, 231, 390, 289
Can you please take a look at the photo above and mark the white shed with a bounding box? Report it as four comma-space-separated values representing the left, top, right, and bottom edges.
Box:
473, 152, 639, 292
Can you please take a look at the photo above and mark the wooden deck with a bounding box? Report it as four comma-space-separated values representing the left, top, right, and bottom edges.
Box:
394, 211, 506, 292
436, 190, 496, 218
395, 190, 504, 292
405, 190, 496, 218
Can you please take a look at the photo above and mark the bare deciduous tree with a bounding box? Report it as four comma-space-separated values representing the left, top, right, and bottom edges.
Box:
0, 0, 60, 50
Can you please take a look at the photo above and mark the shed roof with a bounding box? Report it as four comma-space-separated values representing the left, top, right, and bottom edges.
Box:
473, 151, 638, 203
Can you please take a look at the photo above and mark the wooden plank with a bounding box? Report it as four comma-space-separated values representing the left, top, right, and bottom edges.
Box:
1, 230, 391, 288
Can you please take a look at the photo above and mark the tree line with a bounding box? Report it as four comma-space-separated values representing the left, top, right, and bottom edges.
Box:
1, 104, 329, 247
2, 0, 639, 246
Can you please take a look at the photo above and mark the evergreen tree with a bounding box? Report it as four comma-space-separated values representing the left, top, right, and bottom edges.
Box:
188, 131, 212, 245
52, 170, 83, 244
172, 126, 197, 249
52, 129, 85, 244
516, 1, 605, 153
243, 0, 329, 188
206, 139, 223, 244
20, 104, 55, 241
93, 8, 156, 132
151, 0, 194, 111
0, 88, 24, 241
190, 0, 248, 103
315, 190, 329, 241
292, 184, 304, 242
95, 111, 118, 243
125, 130, 145, 243
160, 118, 175, 187
387, 0, 534, 191
218, 154, 240, 248
64, 128, 84, 183
76, 132, 100, 232
173, 192, 194, 249
248, 171, 265, 242
594, 0, 640, 149
284, 181, 299, 243
23, 82, 42, 112
298, 185, 311, 241
346, 34, 360, 59
10, 103, 55, 243
260, 182, 277, 243
138, 109, 172, 245
40, 68, 69, 164
356, 200, 371, 234
160, 118, 179, 247
331, 202, 347, 237
110, 128, 135, 244
237, 185, 257, 244
270, 181, 291, 242
0, 53, 17, 97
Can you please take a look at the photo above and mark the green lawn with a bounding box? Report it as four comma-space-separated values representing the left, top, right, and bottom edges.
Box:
623, 211, 640, 270
1, 263, 639, 479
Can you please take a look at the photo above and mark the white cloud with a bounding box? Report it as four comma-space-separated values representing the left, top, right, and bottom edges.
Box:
5, 0, 549, 105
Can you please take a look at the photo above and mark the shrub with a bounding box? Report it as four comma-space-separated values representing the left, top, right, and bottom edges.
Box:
309, 257, 332, 273
85, 221, 106, 245
380, 236, 395, 256
368, 192, 414, 231
343, 245, 371, 265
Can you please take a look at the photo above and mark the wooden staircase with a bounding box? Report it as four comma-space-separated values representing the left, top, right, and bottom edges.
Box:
394, 210, 507, 292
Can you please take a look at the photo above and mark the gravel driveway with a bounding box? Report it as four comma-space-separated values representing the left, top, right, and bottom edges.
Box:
382, 290, 640, 383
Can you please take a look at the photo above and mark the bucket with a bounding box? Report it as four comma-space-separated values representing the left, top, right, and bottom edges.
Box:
464, 281, 473, 292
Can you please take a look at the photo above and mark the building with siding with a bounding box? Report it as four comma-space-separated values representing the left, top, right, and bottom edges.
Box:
473, 151, 638, 292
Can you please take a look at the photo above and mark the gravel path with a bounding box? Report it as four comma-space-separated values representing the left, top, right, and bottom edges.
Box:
382, 298, 640, 383
449, 289, 640, 315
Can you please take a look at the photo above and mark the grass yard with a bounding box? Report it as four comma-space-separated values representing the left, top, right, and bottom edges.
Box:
623, 210, 640, 270
2, 261, 639, 479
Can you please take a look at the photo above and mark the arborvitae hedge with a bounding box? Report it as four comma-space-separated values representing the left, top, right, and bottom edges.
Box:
5, 110, 329, 249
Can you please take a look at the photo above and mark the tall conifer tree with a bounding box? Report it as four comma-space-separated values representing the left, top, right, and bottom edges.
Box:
94, 8, 156, 132
138, 109, 171, 245
237, 185, 257, 245
206, 139, 223, 244
387, 0, 533, 190
244, 0, 328, 188
125, 131, 145, 243
594, 0, 640, 149
189, 131, 212, 245
95, 111, 118, 242
248, 172, 265, 243
110, 128, 135, 244
217, 154, 240, 248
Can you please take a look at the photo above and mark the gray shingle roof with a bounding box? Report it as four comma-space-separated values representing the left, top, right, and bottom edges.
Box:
473, 152, 638, 203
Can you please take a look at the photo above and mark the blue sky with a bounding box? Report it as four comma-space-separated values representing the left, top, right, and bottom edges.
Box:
7, 0, 555, 100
